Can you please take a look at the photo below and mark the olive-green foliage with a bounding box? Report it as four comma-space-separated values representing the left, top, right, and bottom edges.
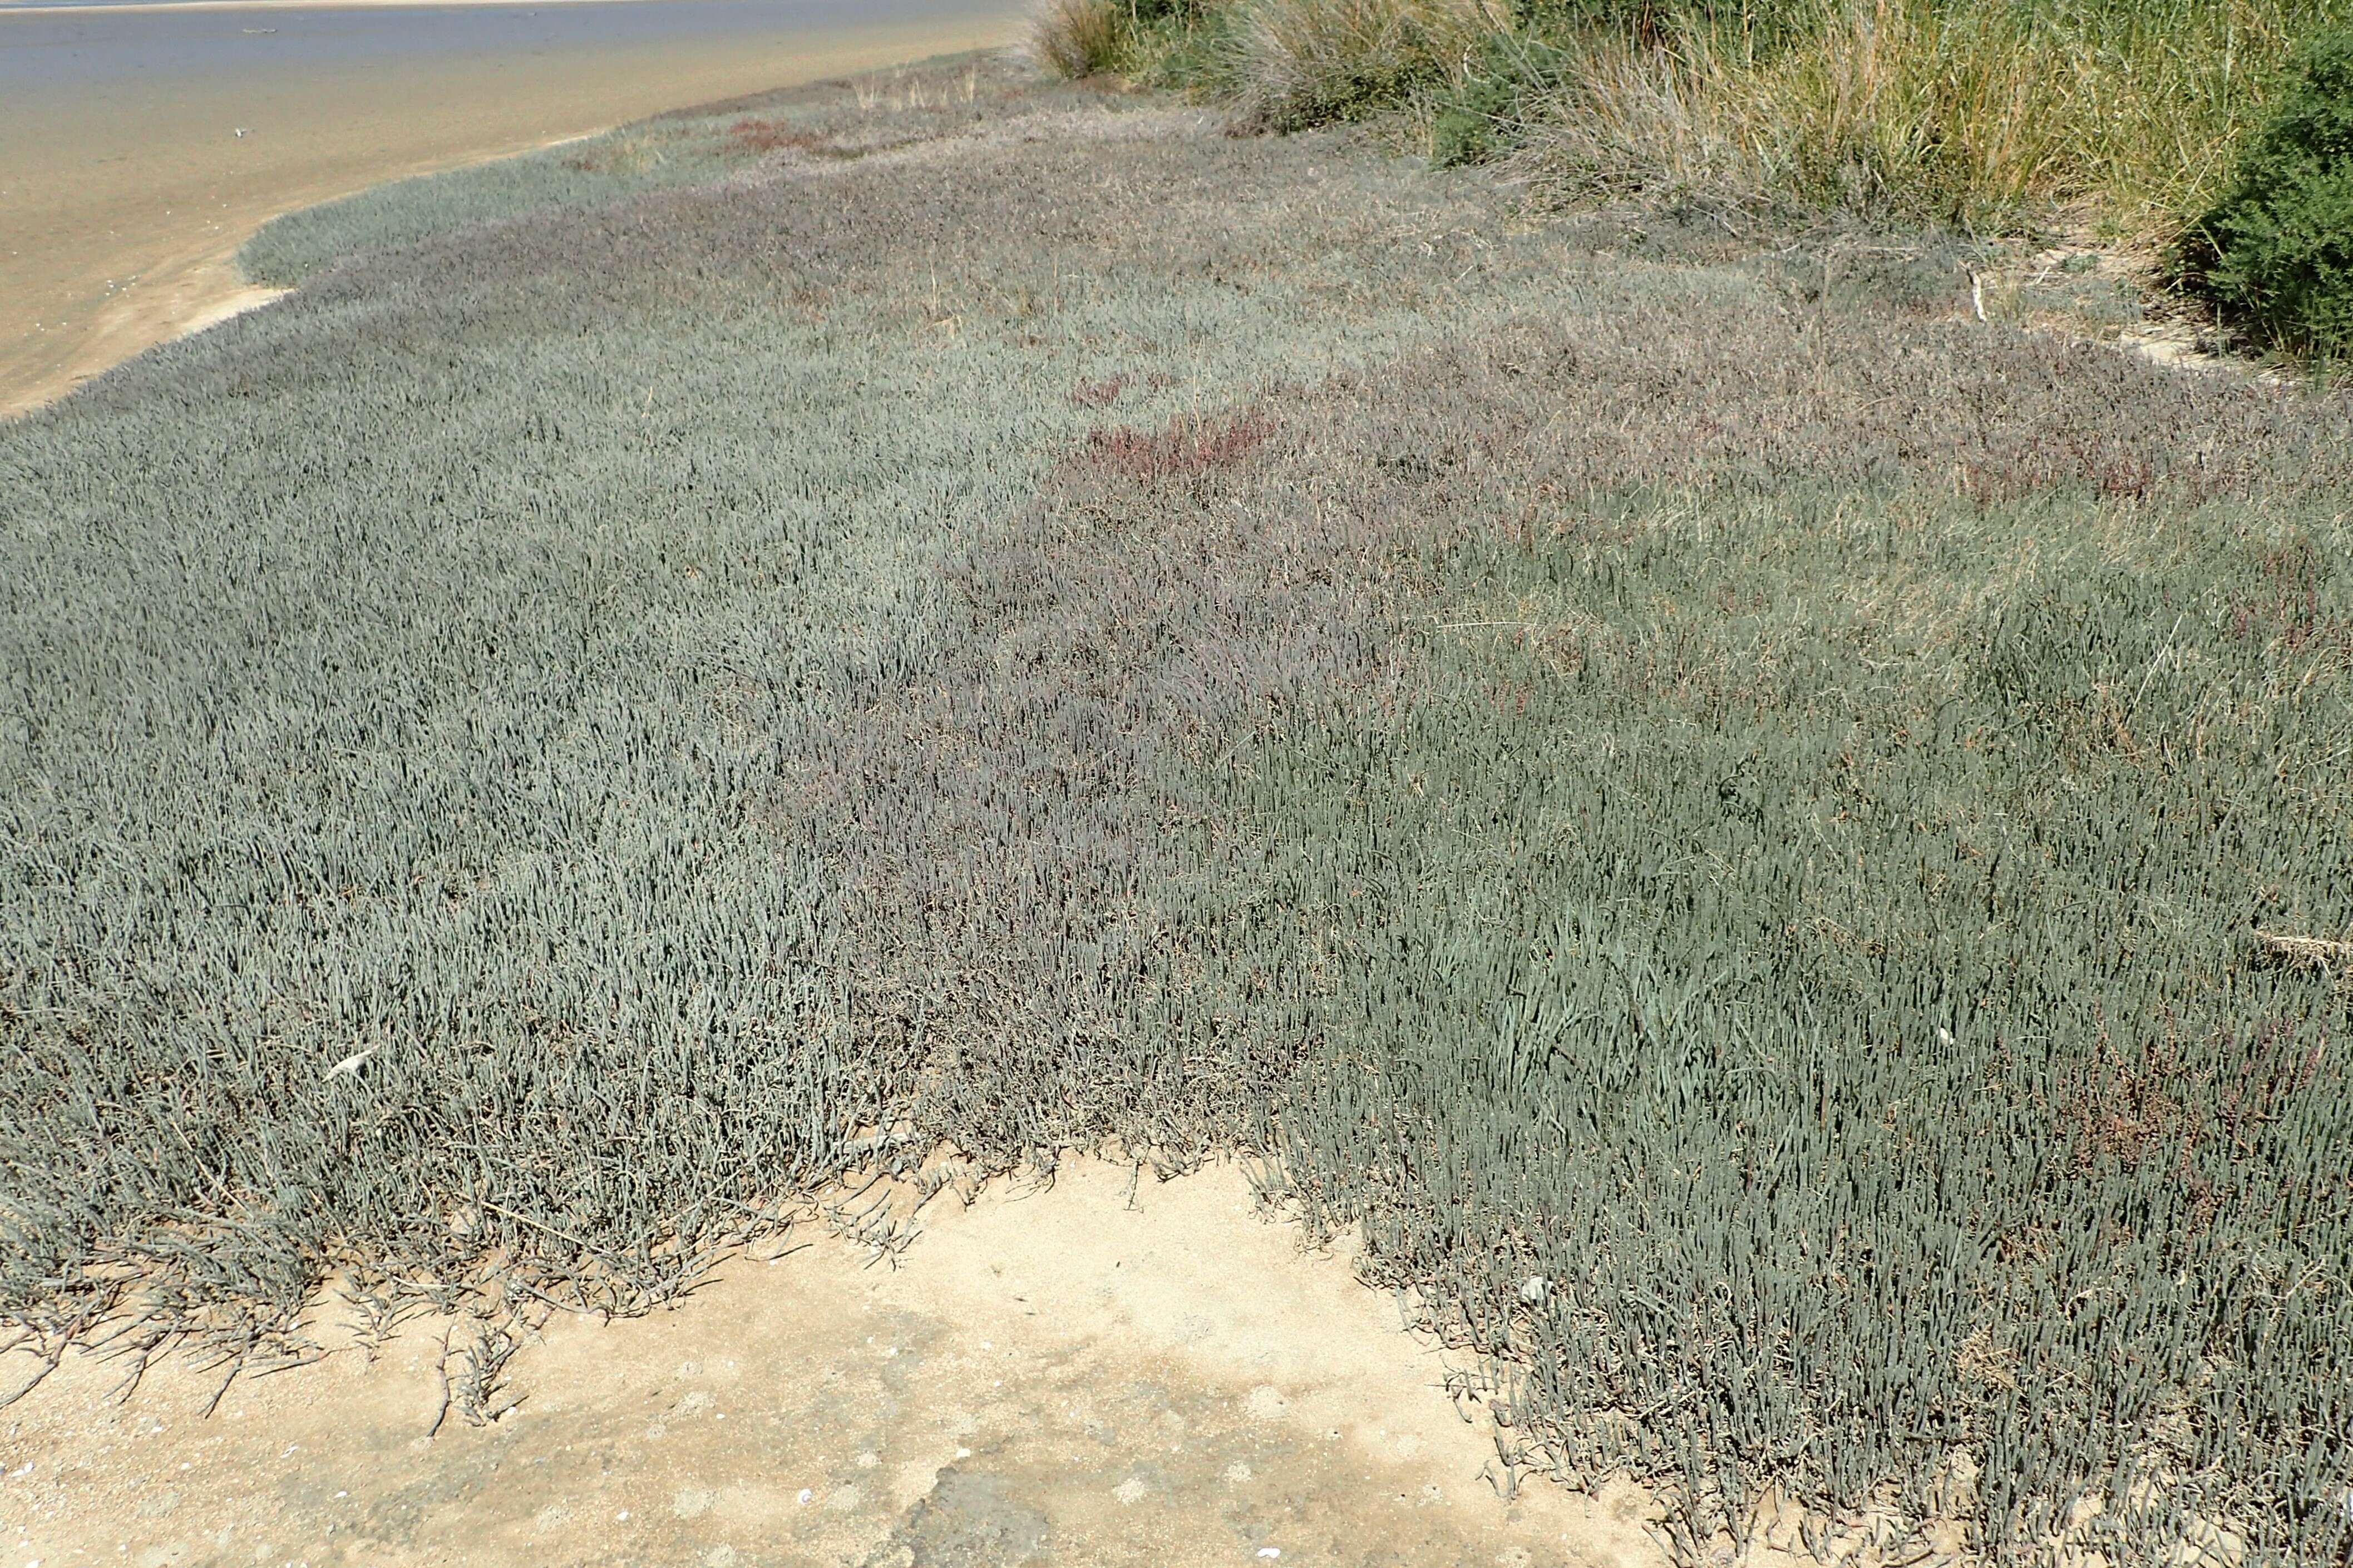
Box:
7, 52, 2353, 1564
1429, 35, 1563, 166
2189, 30, 2353, 361
1117, 0, 2350, 240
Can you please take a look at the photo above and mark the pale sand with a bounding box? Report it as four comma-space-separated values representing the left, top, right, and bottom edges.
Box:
0, 8, 1024, 417
0, 1160, 1688, 1567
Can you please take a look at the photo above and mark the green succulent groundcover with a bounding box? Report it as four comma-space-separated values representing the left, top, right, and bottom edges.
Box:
5, 56, 2351, 1562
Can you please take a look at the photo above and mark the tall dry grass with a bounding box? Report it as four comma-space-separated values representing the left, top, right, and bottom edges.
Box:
1032, 0, 1494, 126
1511, 0, 2339, 236
1028, 0, 1129, 78
1032, 0, 2349, 240
1215, 0, 1493, 129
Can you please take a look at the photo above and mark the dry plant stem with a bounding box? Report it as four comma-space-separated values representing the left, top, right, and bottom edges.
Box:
2251, 927, 2353, 975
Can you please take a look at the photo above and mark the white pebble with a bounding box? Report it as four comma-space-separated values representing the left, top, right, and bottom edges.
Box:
1259, 1550, 1282, 1560
796, 1488, 813, 1506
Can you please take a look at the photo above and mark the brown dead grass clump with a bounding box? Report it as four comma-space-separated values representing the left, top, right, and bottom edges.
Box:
724, 118, 850, 158
1082, 410, 1277, 481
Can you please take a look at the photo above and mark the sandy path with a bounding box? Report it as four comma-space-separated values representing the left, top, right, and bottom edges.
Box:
0, 1161, 1676, 1567
0, 3, 1024, 417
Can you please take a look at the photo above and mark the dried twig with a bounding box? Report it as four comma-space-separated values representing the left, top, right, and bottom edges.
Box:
426, 1326, 455, 1439
2251, 928, 2353, 977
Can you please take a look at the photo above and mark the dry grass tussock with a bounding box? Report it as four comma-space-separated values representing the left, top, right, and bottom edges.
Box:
1027, 0, 1128, 78
1217, 0, 1492, 131
1504, 0, 2332, 236
1027, 0, 1495, 127
1033, 0, 2349, 244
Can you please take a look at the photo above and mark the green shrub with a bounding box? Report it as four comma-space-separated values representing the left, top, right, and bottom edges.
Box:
1428, 36, 1564, 167
2188, 29, 2353, 362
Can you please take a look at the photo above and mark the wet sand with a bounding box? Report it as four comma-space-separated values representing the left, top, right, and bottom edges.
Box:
0, 0, 1025, 416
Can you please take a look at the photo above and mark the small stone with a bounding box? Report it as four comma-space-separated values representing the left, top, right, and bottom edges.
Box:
1112, 1477, 1147, 1505
1518, 1275, 1550, 1305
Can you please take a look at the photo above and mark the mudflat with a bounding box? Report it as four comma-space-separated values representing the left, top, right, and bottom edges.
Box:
0, 0, 1023, 415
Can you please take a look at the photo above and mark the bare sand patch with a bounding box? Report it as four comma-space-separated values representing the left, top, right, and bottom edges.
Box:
0, 1160, 1673, 1567
169, 281, 291, 339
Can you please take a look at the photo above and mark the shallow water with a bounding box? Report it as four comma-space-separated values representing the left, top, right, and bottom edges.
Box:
0, 0, 1022, 413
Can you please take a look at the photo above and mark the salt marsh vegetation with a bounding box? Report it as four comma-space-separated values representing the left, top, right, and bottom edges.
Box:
4, 51, 2350, 1565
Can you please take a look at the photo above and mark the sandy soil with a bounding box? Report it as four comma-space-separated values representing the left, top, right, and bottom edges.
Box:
0, 6, 1023, 417
0, 1161, 1684, 1568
